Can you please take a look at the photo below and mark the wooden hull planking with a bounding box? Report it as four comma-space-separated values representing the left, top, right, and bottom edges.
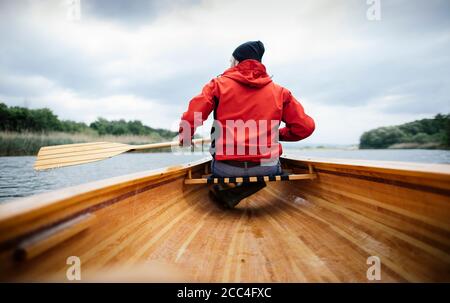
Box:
0, 156, 449, 282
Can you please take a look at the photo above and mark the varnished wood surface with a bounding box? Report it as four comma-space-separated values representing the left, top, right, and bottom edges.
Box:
14, 213, 96, 261
34, 138, 211, 171
0, 156, 449, 282
184, 173, 316, 184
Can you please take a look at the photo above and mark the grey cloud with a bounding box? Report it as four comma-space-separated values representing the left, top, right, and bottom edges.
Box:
0, 18, 101, 96
82, 0, 201, 25
0, 0, 449, 126
270, 0, 450, 114
279, 45, 450, 110
0, 0, 222, 103
0, 16, 222, 106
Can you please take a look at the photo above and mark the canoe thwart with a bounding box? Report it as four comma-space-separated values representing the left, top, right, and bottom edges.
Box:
13, 213, 96, 262
184, 173, 317, 184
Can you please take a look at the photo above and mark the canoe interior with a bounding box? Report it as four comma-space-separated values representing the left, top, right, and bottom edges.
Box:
0, 157, 449, 282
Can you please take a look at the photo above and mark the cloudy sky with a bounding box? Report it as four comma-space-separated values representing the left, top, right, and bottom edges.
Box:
0, 0, 449, 144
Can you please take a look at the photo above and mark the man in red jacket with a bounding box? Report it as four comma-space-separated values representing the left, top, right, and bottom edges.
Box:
179, 41, 315, 208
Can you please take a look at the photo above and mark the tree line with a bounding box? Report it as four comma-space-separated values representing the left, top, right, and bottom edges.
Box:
359, 114, 450, 149
0, 102, 177, 138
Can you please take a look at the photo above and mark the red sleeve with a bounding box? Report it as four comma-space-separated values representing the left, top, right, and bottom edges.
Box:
279, 89, 315, 141
179, 79, 217, 144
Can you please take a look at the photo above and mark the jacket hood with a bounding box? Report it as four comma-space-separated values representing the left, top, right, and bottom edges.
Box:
222, 59, 272, 88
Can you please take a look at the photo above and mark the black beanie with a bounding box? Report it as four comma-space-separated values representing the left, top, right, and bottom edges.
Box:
232, 41, 265, 62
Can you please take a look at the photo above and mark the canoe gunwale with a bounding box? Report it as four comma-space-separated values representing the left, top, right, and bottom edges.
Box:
283, 156, 450, 180
282, 156, 450, 192
0, 157, 211, 246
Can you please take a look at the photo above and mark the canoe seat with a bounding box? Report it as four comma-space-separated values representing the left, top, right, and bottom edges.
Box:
184, 173, 316, 185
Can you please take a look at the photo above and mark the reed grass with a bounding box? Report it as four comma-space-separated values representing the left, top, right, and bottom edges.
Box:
0, 131, 175, 156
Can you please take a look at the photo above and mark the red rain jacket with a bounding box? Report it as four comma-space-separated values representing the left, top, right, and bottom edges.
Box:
179, 59, 315, 162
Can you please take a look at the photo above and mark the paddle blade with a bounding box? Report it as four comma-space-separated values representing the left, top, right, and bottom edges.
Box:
34, 142, 131, 171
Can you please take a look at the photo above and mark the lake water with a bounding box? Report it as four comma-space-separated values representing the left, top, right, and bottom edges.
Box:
0, 149, 449, 203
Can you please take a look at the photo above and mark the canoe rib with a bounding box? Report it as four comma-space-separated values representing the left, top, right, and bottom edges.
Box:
14, 213, 96, 261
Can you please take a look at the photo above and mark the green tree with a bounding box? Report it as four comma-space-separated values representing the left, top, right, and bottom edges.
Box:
360, 113, 450, 149
0, 102, 177, 139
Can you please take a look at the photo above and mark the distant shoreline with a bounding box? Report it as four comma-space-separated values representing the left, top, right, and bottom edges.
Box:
1, 132, 449, 157
0, 103, 178, 156
294, 144, 449, 151
0, 131, 175, 156
359, 114, 449, 149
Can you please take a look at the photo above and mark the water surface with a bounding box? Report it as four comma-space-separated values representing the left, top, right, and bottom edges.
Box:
1, 149, 449, 202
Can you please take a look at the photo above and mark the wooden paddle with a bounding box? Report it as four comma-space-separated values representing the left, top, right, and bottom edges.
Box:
34, 138, 211, 171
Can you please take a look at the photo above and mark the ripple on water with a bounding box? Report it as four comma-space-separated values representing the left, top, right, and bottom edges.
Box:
0, 153, 205, 203
1, 149, 449, 203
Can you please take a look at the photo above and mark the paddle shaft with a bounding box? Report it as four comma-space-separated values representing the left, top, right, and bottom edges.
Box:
130, 138, 211, 151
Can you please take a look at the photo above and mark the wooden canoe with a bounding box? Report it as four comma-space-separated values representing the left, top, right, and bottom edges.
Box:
0, 156, 449, 282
